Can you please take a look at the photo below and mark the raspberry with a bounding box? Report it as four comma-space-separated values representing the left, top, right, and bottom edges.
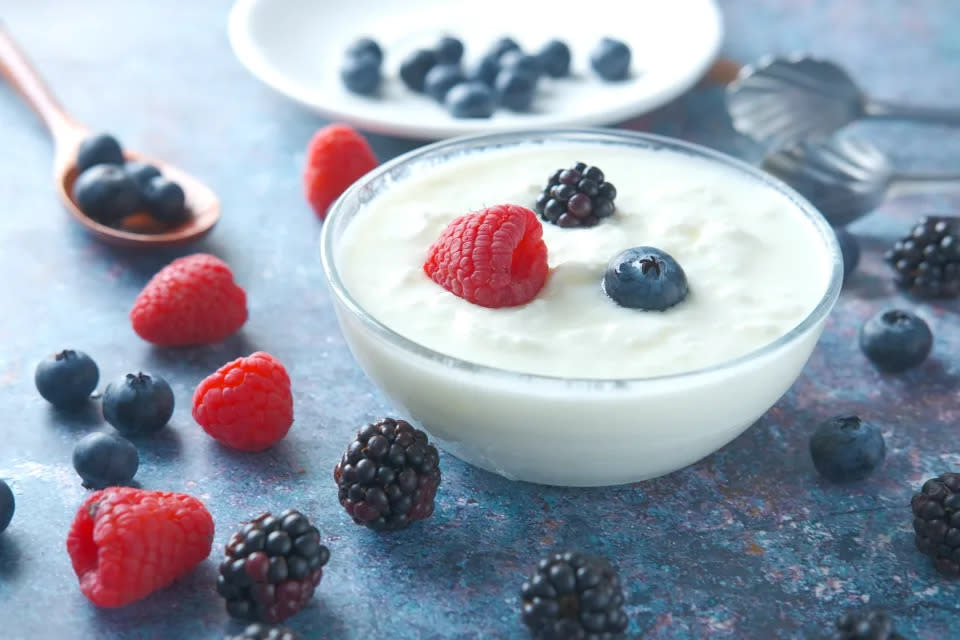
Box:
423, 204, 549, 308
66, 487, 214, 607
303, 124, 378, 218
130, 253, 248, 346
193, 352, 294, 452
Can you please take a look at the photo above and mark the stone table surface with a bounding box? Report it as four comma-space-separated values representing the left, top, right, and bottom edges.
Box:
2, 1, 960, 638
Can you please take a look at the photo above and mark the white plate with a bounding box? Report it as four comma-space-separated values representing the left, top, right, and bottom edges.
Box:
228, 0, 723, 140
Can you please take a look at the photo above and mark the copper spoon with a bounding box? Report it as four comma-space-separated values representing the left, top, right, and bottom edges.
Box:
0, 24, 219, 247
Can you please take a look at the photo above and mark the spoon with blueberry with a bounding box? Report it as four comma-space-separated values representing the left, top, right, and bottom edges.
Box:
0, 24, 219, 247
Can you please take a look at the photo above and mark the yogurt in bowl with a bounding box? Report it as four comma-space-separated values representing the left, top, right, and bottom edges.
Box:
320, 129, 842, 487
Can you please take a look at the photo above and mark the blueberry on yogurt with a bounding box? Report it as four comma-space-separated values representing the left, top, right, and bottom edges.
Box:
603, 247, 688, 310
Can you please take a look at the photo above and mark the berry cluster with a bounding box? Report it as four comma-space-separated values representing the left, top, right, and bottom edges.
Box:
912, 472, 960, 577
885, 216, 960, 298
535, 162, 617, 228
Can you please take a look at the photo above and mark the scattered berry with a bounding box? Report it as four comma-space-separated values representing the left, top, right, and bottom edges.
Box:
72, 164, 141, 224
829, 609, 902, 640
142, 176, 189, 225
0, 479, 13, 533
535, 162, 616, 227
490, 37, 521, 59
66, 487, 214, 607
469, 54, 501, 87
76, 133, 124, 173
424, 204, 549, 308
604, 247, 688, 311
123, 161, 162, 188
334, 418, 441, 530
434, 36, 464, 65
303, 124, 378, 218
102, 372, 175, 436
130, 253, 248, 346
836, 227, 860, 284
809, 416, 885, 483
495, 68, 537, 111
537, 39, 571, 78
34, 349, 99, 408
217, 510, 329, 623
913, 472, 960, 577
425, 64, 466, 102
885, 215, 960, 298
340, 52, 382, 96
72, 432, 139, 489
498, 50, 542, 81
193, 352, 293, 452
445, 82, 496, 119
344, 37, 383, 66
590, 37, 631, 81
859, 309, 932, 372
521, 551, 629, 638
399, 49, 437, 92
227, 624, 300, 640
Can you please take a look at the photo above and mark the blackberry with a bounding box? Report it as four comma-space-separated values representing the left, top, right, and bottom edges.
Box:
535, 162, 617, 228
521, 551, 628, 639
911, 472, 960, 577
217, 509, 330, 623
333, 417, 441, 531
226, 624, 300, 640
885, 216, 960, 298
828, 609, 903, 640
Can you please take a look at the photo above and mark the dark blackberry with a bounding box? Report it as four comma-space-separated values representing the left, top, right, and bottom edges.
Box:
535, 163, 617, 228
226, 624, 300, 640
521, 551, 628, 639
218, 509, 330, 623
333, 417, 441, 531
828, 609, 903, 640
885, 216, 960, 298
911, 472, 960, 577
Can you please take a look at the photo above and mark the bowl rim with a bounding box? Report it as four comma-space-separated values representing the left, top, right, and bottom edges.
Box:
319, 127, 843, 387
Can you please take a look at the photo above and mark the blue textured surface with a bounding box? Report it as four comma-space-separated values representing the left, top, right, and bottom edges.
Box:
2, 1, 960, 638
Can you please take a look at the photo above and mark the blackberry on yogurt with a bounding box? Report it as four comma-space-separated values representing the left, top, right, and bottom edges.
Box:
535, 162, 616, 228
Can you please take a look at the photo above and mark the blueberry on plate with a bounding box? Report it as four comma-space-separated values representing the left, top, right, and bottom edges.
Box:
469, 53, 501, 87
536, 39, 571, 78
445, 82, 496, 119
399, 49, 438, 92
434, 36, 464, 65
72, 164, 142, 224
340, 52, 382, 96
860, 309, 932, 372
102, 372, 175, 436
835, 227, 860, 284
35, 349, 99, 408
345, 37, 383, 66
810, 415, 885, 483
494, 68, 536, 111
76, 133, 124, 173
0, 479, 13, 533
603, 247, 688, 310
498, 50, 542, 80
489, 36, 521, 59
124, 161, 162, 188
424, 64, 466, 102
142, 176, 189, 225
590, 37, 631, 81
72, 432, 139, 489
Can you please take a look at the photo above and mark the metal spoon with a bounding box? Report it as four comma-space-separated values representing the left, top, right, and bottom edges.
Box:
727, 55, 960, 147
0, 24, 219, 248
762, 136, 960, 227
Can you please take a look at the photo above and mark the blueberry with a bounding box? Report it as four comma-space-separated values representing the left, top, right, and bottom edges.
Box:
102, 372, 175, 436
124, 161, 162, 188
590, 37, 631, 81
340, 52, 382, 95
142, 176, 188, 225
469, 54, 501, 87
72, 432, 139, 489
34, 349, 99, 408
489, 37, 520, 59
809, 416, 885, 482
0, 479, 13, 533
434, 36, 464, 65
494, 68, 536, 111
345, 37, 383, 66
859, 309, 932, 372
399, 49, 437, 92
444, 82, 496, 119
603, 247, 688, 310
498, 50, 542, 80
72, 164, 141, 224
424, 64, 466, 102
835, 227, 860, 284
536, 39, 571, 78
76, 133, 124, 173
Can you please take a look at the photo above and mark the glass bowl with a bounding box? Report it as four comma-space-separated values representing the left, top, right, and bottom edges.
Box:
320, 129, 842, 487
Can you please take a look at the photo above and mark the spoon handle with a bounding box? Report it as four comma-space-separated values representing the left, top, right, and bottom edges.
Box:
0, 23, 78, 140
893, 171, 960, 183
865, 100, 960, 126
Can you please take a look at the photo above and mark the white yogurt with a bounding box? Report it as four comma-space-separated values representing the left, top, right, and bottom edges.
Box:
338, 143, 830, 379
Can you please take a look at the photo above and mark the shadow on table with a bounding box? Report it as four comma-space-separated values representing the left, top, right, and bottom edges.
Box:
44, 399, 102, 431
0, 534, 23, 579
